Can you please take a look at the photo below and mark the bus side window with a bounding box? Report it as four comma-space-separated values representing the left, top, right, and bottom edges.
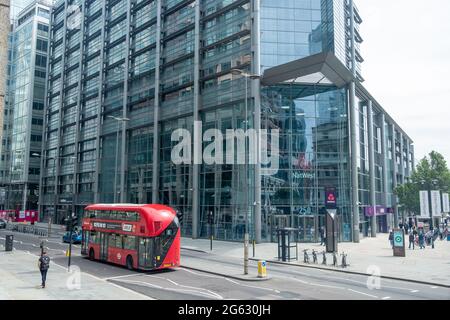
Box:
123, 235, 136, 250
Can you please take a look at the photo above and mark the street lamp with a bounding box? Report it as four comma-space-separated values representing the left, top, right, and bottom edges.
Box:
230, 68, 261, 275
32, 153, 76, 236
107, 116, 130, 203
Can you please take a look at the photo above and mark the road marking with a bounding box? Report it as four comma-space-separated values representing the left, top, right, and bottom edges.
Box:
104, 274, 142, 281
179, 268, 224, 279
410, 290, 419, 293
347, 288, 378, 299
145, 274, 224, 299
224, 278, 281, 294
431, 286, 438, 289
116, 279, 223, 300
308, 283, 346, 290
382, 296, 391, 300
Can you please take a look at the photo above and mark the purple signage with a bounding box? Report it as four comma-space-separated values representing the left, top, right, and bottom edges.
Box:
365, 206, 390, 217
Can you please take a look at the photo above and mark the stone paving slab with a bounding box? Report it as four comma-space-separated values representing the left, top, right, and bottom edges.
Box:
0, 249, 152, 300
181, 236, 450, 286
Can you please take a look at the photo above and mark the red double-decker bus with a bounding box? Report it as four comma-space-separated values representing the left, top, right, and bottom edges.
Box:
81, 204, 180, 271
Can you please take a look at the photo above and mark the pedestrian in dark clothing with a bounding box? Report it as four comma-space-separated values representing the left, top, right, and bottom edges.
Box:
320, 226, 326, 246
38, 251, 51, 288
418, 232, 425, 249
408, 232, 415, 250
388, 231, 394, 248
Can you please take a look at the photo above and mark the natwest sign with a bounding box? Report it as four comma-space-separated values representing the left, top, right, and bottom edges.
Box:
325, 187, 337, 209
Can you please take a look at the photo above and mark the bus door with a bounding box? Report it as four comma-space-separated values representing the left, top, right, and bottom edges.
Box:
153, 237, 161, 266
99, 233, 108, 261
81, 231, 89, 255
138, 238, 153, 268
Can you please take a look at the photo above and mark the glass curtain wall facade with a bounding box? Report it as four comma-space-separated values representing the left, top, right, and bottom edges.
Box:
41, 0, 413, 242
2, 1, 50, 212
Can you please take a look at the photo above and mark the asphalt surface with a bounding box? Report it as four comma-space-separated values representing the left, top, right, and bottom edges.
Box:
1, 229, 449, 300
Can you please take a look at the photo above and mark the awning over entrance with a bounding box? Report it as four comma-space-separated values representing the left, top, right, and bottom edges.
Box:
261, 52, 354, 88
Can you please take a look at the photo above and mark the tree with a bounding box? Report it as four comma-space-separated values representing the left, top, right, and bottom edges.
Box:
395, 151, 450, 214
394, 182, 420, 214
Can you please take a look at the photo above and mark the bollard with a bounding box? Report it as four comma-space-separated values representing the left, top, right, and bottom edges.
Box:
257, 260, 267, 278
5, 235, 13, 251
252, 240, 255, 258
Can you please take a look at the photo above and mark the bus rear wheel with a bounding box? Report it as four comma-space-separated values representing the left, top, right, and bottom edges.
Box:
89, 248, 95, 260
126, 255, 134, 270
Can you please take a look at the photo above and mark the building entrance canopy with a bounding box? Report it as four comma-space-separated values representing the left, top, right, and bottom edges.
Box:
261, 52, 354, 88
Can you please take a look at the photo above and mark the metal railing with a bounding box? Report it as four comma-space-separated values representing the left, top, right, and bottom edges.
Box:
5, 223, 49, 237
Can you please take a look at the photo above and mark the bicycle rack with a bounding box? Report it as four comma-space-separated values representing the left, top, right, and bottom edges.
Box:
332, 252, 338, 267
312, 250, 318, 264
341, 252, 349, 268
322, 251, 327, 265
303, 249, 310, 264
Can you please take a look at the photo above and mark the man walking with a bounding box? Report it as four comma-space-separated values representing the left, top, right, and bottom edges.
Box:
38, 251, 51, 288
319, 226, 326, 246
408, 231, 415, 250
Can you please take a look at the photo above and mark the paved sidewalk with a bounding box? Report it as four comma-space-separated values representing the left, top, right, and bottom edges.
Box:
0, 249, 151, 300
181, 236, 450, 286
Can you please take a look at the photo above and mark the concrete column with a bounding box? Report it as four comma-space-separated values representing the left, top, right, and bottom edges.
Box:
367, 101, 377, 237
398, 132, 404, 222
349, 81, 359, 243
191, 0, 201, 239
349, 0, 359, 242
252, 0, 262, 243
152, 0, 162, 204
0, 0, 9, 142
94, 0, 108, 203
380, 113, 391, 231
119, 0, 132, 203
391, 124, 398, 228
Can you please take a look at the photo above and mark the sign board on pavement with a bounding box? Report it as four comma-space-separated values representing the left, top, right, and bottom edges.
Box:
393, 228, 405, 257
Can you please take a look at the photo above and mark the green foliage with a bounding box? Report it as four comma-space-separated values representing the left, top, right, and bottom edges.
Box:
395, 151, 450, 214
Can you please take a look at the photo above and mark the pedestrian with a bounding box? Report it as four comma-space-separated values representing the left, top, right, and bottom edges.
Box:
388, 230, 394, 248
418, 231, 425, 249
408, 231, 415, 250
38, 250, 51, 288
320, 226, 326, 246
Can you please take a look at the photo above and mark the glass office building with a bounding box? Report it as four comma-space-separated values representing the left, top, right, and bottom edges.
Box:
0, 0, 51, 211
40, 0, 414, 242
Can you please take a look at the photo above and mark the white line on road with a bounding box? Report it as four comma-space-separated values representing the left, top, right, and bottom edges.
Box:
382, 296, 391, 300
179, 268, 224, 279
116, 278, 223, 300
431, 286, 438, 289
224, 278, 281, 294
145, 274, 224, 300
347, 288, 378, 299
410, 290, 419, 293
308, 283, 346, 290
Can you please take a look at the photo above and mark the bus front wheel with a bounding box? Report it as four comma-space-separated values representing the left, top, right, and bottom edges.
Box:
89, 248, 95, 260
126, 255, 134, 270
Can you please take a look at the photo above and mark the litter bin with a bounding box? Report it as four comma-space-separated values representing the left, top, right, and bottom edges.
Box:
5, 234, 13, 251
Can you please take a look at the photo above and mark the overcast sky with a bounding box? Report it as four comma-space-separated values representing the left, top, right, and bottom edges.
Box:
357, 0, 450, 164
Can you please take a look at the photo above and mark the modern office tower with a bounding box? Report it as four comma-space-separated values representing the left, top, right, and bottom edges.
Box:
41, 0, 414, 243
0, 1, 11, 206
1, 0, 51, 212
0, 24, 14, 209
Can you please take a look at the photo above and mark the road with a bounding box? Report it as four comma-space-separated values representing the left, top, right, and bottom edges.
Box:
1, 230, 449, 300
